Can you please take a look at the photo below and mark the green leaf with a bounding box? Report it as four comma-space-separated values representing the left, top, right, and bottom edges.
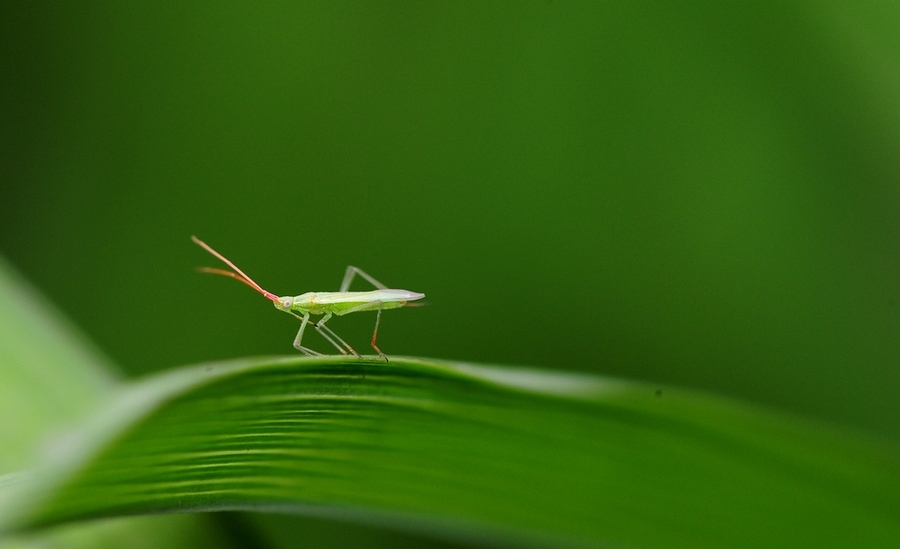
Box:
0, 257, 235, 549
2, 355, 897, 549
0, 257, 117, 475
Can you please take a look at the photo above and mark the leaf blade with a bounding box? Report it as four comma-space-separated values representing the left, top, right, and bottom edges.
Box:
4, 356, 898, 548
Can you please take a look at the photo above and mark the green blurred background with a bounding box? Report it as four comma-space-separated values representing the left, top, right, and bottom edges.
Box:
2, 0, 899, 452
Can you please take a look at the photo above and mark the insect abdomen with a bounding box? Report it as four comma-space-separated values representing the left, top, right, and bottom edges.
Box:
320, 289, 424, 315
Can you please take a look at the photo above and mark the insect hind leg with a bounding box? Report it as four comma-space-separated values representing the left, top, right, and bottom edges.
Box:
340, 266, 388, 292
338, 300, 388, 362
370, 304, 387, 362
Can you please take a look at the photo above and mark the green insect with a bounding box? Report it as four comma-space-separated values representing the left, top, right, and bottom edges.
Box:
192, 236, 424, 360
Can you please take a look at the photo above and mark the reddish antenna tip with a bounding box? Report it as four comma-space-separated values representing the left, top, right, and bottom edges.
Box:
192, 236, 279, 303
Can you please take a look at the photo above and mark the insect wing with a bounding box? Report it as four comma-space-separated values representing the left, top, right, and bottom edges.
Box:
314, 290, 424, 304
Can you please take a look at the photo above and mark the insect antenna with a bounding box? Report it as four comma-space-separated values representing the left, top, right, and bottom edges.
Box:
196, 267, 262, 291
191, 236, 279, 302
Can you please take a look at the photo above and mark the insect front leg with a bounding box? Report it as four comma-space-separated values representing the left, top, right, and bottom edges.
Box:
314, 312, 359, 357
292, 312, 322, 356
340, 266, 388, 292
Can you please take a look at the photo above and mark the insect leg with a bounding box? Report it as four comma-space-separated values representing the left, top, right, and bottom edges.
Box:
338, 300, 387, 361
312, 313, 347, 355
370, 303, 387, 362
292, 313, 322, 356
315, 313, 359, 357
340, 266, 388, 292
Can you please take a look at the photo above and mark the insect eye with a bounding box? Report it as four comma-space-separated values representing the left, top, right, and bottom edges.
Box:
282, 299, 292, 308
